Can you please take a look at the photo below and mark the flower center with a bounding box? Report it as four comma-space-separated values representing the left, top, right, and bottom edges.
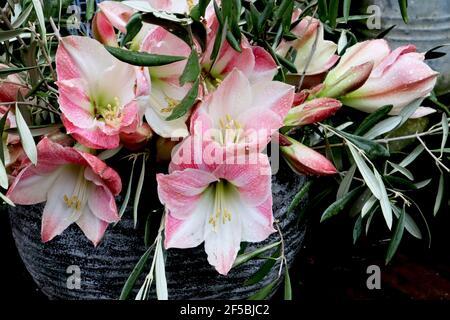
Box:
160, 96, 180, 114
187, 0, 195, 11
213, 114, 243, 145
208, 181, 232, 232
63, 167, 89, 219
94, 96, 124, 128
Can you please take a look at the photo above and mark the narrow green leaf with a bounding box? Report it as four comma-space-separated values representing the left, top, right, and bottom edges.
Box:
388, 162, 414, 181
86, 0, 95, 21
391, 145, 424, 174
248, 280, 278, 300
233, 241, 281, 268
245, 248, 280, 286
276, 54, 298, 74
0, 66, 38, 77
343, 0, 352, 22
414, 178, 432, 189
106, 46, 186, 67
361, 195, 377, 218
398, 0, 409, 24
0, 29, 26, 42
353, 215, 363, 244
15, 105, 37, 165
226, 30, 242, 53
386, 206, 405, 264
155, 241, 168, 300
0, 109, 10, 164
363, 116, 402, 140
337, 164, 356, 199
392, 205, 422, 239
133, 155, 146, 228
440, 113, 449, 157
0, 191, 15, 206
320, 186, 363, 222
375, 170, 393, 230
166, 78, 199, 121
354, 105, 393, 136
12, 4, 33, 28
119, 157, 137, 218
341, 131, 389, 158
287, 180, 313, 215
348, 144, 381, 199
0, 159, 8, 189
433, 174, 444, 216
32, 0, 46, 44
190, 0, 212, 21
121, 13, 143, 47
376, 25, 397, 39
284, 269, 292, 300
179, 49, 201, 86
328, 0, 340, 29
119, 246, 153, 300
317, 0, 329, 22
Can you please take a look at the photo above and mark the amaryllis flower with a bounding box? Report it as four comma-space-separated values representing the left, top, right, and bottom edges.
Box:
279, 134, 337, 176
139, 27, 192, 138
202, 17, 278, 86
56, 36, 139, 149
7, 137, 121, 246
190, 69, 294, 153
284, 98, 342, 127
276, 16, 338, 76
157, 151, 274, 275
340, 45, 438, 115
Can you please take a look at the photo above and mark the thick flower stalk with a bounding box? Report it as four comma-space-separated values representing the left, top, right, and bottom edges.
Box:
56, 36, 140, 149
157, 150, 274, 275
7, 138, 122, 246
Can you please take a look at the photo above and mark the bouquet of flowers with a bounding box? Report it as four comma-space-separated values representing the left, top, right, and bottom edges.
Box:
1, 0, 448, 300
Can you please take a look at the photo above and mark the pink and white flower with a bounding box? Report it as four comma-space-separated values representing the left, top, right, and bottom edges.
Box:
0, 64, 29, 102
276, 16, 338, 76
340, 45, 438, 116
56, 36, 139, 149
157, 151, 274, 275
7, 137, 122, 246
190, 69, 294, 152
139, 27, 193, 138
284, 98, 342, 127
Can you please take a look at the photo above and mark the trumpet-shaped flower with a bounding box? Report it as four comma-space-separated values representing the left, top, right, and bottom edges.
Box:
7, 138, 122, 246
56, 36, 139, 149
276, 16, 338, 76
157, 150, 274, 275
139, 27, 193, 138
190, 69, 294, 153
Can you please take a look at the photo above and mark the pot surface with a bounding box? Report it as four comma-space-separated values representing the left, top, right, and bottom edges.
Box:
9, 168, 308, 300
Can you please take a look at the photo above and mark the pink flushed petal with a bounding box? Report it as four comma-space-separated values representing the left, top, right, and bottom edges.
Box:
76, 208, 109, 247
241, 195, 276, 243
214, 154, 272, 207
57, 79, 95, 129
135, 66, 151, 97
98, 1, 135, 33
78, 152, 122, 195
62, 115, 120, 150
250, 46, 278, 82
87, 184, 119, 223
371, 45, 417, 78
92, 11, 117, 46
141, 27, 191, 79
157, 169, 217, 219
213, 38, 255, 79
7, 165, 60, 205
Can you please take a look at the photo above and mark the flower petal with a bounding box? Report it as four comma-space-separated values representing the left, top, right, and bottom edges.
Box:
76, 208, 109, 247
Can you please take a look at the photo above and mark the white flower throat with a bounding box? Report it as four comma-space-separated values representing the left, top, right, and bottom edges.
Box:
63, 167, 89, 218
209, 181, 232, 232
95, 96, 124, 127
215, 114, 243, 145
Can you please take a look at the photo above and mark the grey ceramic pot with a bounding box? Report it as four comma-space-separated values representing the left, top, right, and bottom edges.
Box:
360, 0, 450, 95
8, 169, 308, 300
